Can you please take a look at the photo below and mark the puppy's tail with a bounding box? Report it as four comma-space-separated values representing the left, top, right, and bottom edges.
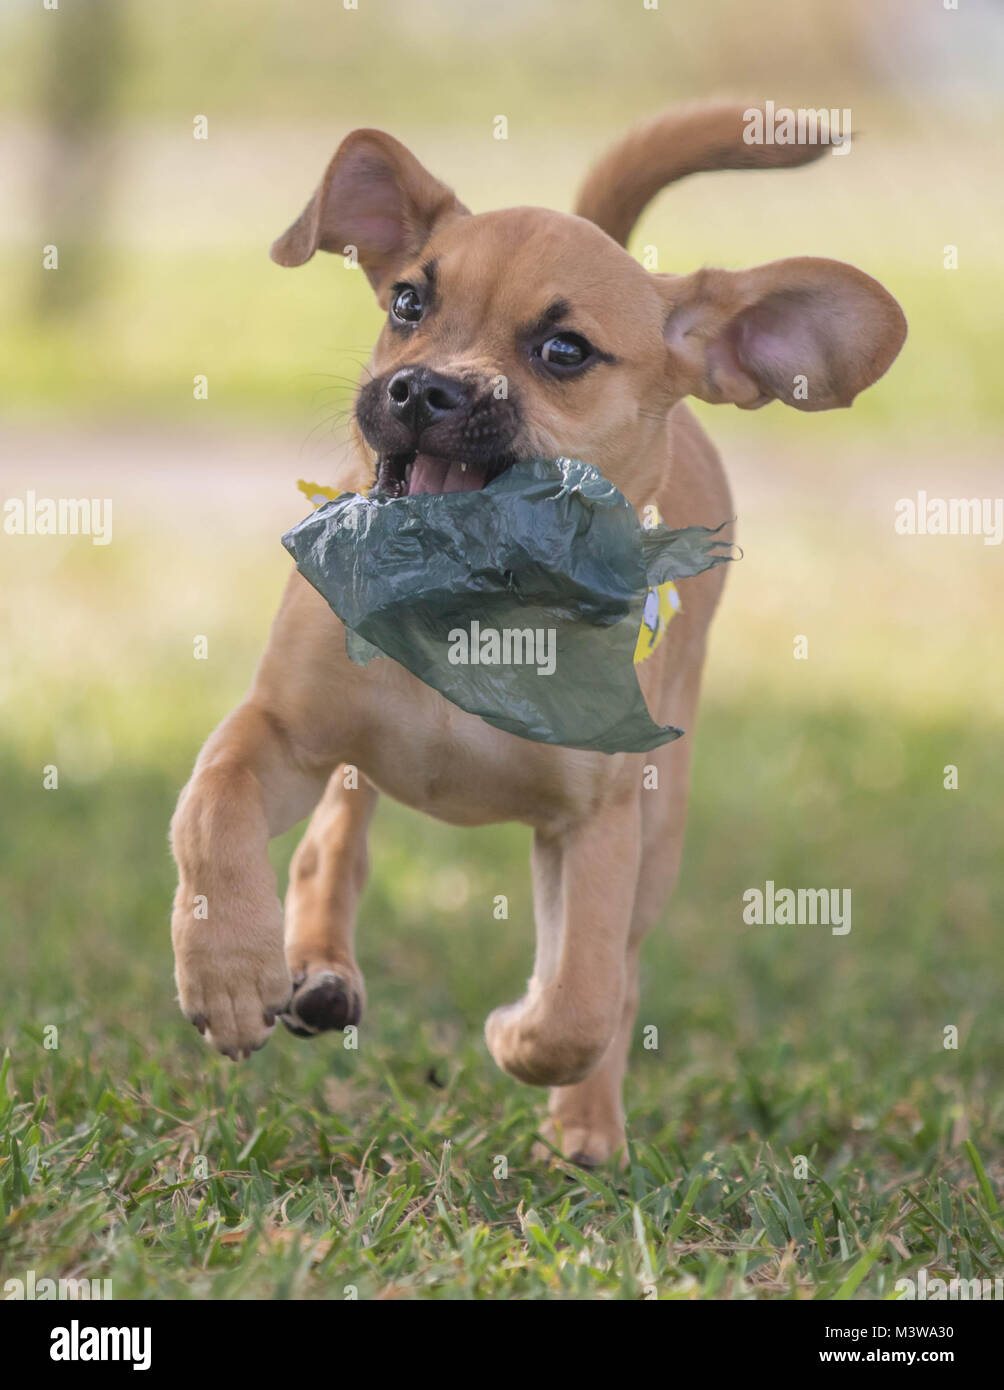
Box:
574, 102, 829, 248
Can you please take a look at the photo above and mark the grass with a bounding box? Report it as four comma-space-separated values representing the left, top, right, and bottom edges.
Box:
2, 1035, 1001, 1300
1, 667, 1001, 1297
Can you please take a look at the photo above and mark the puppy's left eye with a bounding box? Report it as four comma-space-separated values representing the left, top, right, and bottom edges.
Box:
537, 332, 592, 373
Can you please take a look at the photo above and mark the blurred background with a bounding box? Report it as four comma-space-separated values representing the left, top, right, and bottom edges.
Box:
0, 0, 1001, 1296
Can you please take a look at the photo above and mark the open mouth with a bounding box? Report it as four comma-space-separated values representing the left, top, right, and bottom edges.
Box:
376, 451, 515, 498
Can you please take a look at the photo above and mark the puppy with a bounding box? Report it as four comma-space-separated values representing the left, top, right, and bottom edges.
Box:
170, 103, 905, 1166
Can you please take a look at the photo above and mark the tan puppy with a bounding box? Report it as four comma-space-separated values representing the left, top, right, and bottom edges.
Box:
170, 104, 906, 1166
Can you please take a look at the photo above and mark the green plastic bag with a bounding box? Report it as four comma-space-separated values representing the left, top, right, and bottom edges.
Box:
282, 457, 733, 754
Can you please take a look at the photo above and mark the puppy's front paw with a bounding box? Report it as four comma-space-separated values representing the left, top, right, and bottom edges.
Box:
172, 905, 291, 1060
280, 966, 364, 1038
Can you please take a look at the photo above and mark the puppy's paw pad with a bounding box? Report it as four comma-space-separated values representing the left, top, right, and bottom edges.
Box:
281, 970, 361, 1038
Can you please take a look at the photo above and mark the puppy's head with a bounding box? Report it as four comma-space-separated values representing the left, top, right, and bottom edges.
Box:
271, 110, 906, 504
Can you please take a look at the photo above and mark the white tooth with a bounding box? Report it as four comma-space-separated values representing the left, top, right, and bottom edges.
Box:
460, 461, 467, 472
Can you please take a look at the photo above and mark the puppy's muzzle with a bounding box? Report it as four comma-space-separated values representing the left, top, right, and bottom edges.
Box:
356, 364, 522, 498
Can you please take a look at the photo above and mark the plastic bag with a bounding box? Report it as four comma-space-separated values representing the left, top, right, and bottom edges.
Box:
282, 456, 733, 754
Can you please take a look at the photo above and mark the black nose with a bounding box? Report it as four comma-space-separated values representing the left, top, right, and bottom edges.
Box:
387, 368, 467, 437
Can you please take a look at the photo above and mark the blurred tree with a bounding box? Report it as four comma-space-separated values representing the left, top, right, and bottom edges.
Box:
34, 0, 126, 318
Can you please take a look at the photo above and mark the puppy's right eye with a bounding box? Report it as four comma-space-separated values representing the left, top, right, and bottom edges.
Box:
390, 286, 424, 324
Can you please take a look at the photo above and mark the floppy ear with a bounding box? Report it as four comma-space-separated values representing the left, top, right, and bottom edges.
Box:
269, 129, 468, 296
659, 257, 907, 410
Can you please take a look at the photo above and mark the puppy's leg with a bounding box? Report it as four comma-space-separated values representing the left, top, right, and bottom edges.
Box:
539, 659, 706, 1165
484, 792, 642, 1089
540, 940, 642, 1167
281, 768, 378, 1037
170, 701, 329, 1059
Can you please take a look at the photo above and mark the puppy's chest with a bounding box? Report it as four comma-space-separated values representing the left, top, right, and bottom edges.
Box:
354, 675, 611, 830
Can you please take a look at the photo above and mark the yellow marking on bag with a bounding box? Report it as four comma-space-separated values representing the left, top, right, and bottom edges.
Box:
634, 580, 681, 664
297, 479, 342, 508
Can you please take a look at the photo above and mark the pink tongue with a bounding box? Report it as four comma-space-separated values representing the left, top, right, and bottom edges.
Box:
409, 453, 485, 494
